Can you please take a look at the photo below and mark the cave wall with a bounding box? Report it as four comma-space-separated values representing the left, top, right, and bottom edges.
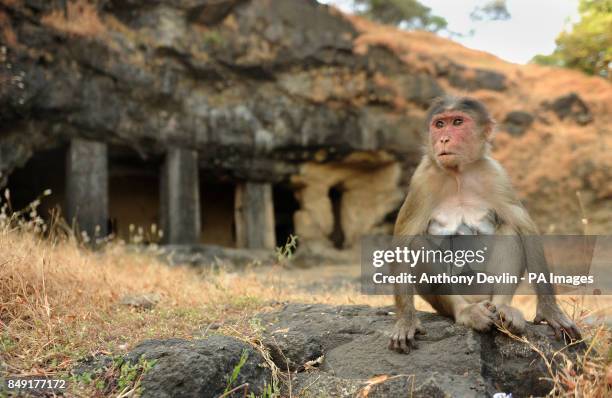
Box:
0, 0, 429, 248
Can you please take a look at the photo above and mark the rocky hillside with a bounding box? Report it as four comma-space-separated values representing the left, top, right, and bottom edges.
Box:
1, 0, 610, 234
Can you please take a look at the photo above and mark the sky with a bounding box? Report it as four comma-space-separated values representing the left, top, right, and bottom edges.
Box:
320, 0, 580, 64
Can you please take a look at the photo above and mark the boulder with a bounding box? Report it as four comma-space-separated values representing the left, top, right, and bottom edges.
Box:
257, 304, 578, 397
124, 336, 272, 398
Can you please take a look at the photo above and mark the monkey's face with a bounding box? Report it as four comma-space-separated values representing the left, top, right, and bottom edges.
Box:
429, 111, 484, 169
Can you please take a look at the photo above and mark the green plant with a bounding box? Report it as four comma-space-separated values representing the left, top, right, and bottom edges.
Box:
115, 357, 157, 395
203, 31, 223, 47
225, 349, 249, 393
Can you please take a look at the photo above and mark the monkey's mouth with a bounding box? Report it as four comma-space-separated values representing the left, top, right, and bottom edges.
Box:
438, 152, 455, 157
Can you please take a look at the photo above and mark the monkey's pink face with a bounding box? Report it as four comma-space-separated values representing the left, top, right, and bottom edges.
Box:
429, 111, 482, 168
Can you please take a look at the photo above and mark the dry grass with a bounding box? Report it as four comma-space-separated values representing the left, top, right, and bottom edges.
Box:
497, 320, 612, 397
0, 200, 611, 396
41, 0, 105, 37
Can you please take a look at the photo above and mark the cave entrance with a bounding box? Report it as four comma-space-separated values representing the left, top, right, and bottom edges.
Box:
328, 184, 344, 249
108, 147, 161, 243
273, 183, 300, 248
200, 179, 236, 247
5, 146, 67, 223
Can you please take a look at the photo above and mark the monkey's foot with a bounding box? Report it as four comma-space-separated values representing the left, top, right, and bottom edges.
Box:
534, 303, 581, 341
455, 301, 497, 332
494, 304, 526, 334
388, 317, 424, 354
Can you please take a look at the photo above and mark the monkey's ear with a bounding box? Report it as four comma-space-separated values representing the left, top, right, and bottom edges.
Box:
483, 118, 496, 142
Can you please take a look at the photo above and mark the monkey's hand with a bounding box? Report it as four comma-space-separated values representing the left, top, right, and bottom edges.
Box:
534, 300, 581, 341
388, 315, 424, 354
456, 301, 497, 332
495, 304, 526, 335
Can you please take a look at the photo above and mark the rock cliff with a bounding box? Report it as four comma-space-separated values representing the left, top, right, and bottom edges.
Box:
1, 0, 611, 242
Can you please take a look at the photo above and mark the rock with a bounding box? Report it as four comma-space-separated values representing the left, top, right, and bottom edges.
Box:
71, 354, 114, 378
1, 0, 610, 237
124, 335, 272, 398
1, 0, 406, 185
546, 92, 593, 125
447, 64, 507, 92
503, 111, 534, 136
158, 244, 275, 266
256, 304, 579, 397
119, 293, 161, 310
292, 157, 403, 250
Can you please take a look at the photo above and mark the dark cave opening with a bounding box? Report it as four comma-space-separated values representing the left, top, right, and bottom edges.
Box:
200, 178, 237, 247
5, 146, 67, 223
108, 147, 161, 243
273, 183, 300, 248
328, 184, 344, 249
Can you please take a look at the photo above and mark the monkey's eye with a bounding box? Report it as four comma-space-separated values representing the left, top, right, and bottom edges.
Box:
453, 118, 463, 126
435, 120, 444, 128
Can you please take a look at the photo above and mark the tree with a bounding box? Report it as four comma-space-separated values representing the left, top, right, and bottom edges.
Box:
354, 0, 447, 32
532, 0, 612, 79
470, 0, 511, 21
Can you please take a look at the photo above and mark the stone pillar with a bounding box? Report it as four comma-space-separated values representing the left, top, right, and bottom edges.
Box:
235, 182, 276, 249
160, 148, 201, 244
66, 138, 108, 238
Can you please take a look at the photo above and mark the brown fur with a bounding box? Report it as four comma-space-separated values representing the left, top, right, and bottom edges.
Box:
388, 96, 580, 354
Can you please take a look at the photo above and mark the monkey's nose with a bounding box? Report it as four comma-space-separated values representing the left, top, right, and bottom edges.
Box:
440, 136, 450, 144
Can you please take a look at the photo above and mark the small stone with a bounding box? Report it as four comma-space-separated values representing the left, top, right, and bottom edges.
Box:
119, 293, 161, 310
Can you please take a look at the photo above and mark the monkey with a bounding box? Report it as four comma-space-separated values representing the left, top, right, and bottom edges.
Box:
388, 95, 580, 353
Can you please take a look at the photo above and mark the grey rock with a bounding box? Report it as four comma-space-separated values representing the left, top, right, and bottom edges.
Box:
447, 64, 507, 92
124, 335, 272, 398
120, 293, 161, 310
256, 304, 579, 397
545, 92, 593, 125
0, 0, 428, 186
159, 244, 275, 266
503, 111, 535, 136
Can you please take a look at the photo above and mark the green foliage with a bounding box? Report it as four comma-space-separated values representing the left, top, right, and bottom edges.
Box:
532, 0, 612, 78
354, 0, 448, 32
225, 349, 249, 393
203, 31, 223, 47
470, 0, 511, 21
114, 356, 157, 394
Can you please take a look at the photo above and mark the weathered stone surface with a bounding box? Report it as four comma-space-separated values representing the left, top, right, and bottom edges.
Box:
124, 336, 272, 398
503, 111, 534, 136
158, 243, 275, 266
119, 293, 161, 310
1, 0, 611, 236
256, 304, 577, 397
160, 147, 201, 244
545, 92, 593, 125
65, 138, 108, 238
0, 0, 425, 186
447, 64, 507, 92
235, 182, 276, 249
293, 154, 403, 250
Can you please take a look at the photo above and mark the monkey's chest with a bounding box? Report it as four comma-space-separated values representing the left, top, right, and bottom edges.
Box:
427, 198, 498, 235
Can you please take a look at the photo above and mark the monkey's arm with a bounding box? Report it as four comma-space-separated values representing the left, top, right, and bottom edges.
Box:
518, 215, 581, 340
389, 163, 433, 353
488, 161, 580, 339
500, 200, 581, 340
